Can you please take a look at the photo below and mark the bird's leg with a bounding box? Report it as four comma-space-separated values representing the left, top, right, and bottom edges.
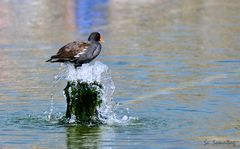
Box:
74, 63, 82, 68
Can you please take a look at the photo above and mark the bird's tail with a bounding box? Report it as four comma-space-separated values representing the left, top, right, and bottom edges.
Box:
46, 55, 58, 62
46, 58, 52, 62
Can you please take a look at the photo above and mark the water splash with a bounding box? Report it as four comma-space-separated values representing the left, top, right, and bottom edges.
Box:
61, 61, 131, 125
48, 64, 66, 120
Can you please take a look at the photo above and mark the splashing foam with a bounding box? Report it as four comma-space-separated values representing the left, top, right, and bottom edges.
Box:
64, 61, 131, 125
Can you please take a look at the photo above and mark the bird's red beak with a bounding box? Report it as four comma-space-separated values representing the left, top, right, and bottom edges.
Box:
100, 36, 104, 42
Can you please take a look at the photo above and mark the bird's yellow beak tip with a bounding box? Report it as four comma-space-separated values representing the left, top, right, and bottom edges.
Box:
100, 36, 104, 42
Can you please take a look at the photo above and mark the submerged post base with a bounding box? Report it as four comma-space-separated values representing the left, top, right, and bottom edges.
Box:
64, 80, 103, 123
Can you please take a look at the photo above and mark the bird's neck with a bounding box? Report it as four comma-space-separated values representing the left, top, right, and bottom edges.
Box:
89, 40, 99, 44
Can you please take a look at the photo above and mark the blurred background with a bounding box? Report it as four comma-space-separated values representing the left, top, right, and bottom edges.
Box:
0, 0, 240, 148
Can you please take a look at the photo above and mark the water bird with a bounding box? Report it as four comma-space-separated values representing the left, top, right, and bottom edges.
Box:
46, 32, 103, 68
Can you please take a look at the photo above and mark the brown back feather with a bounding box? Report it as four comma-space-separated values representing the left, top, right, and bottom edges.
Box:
53, 41, 90, 59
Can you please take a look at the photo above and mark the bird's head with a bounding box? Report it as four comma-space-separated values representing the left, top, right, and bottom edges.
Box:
88, 32, 104, 42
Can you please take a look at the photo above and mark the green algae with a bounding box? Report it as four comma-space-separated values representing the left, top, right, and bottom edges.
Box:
64, 80, 103, 123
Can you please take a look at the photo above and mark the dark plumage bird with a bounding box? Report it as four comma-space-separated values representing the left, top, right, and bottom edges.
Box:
46, 32, 103, 68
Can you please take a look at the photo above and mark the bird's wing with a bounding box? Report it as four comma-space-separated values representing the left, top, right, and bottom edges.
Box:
52, 41, 90, 59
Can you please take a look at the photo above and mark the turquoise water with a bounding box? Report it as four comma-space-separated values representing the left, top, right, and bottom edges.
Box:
0, 0, 240, 148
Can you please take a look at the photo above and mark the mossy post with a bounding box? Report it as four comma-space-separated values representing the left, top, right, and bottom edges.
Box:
63, 80, 103, 122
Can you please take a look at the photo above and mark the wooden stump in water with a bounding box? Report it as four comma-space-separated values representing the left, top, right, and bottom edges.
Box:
63, 80, 103, 122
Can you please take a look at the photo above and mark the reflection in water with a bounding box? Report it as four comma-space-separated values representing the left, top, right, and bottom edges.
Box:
66, 126, 117, 149
66, 126, 101, 149
75, 0, 109, 34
